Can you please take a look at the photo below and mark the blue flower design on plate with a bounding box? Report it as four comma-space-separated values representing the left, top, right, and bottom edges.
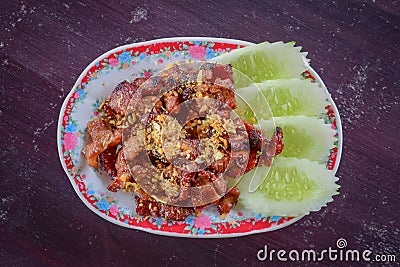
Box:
255, 213, 263, 220
94, 101, 101, 109
269, 216, 282, 223
96, 198, 110, 211
185, 214, 195, 225
205, 48, 215, 59
139, 52, 146, 60
119, 52, 132, 63
65, 124, 77, 133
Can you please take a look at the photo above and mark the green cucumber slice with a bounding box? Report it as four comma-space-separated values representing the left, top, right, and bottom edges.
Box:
236, 78, 329, 120
259, 116, 335, 162
211, 41, 309, 87
237, 157, 339, 216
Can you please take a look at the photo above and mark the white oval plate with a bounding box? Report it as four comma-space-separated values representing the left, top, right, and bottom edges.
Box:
57, 37, 342, 237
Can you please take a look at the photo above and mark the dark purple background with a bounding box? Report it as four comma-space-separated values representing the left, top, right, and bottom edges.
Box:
1, 0, 399, 266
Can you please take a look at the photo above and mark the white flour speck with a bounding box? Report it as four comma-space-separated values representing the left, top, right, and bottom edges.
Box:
7, 2, 30, 30
33, 120, 55, 151
130, 7, 148, 23
0, 197, 14, 222
49, 103, 58, 109
0, 210, 7, 221
337, 64, 369, 124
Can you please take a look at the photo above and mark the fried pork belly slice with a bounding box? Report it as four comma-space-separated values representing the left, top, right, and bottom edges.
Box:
133, 96, 159, 124
211, 173, 228, 196
98, 146, 118, 178
123, 128, 145, 161
133, 77, 150, 89
189, 170, 222, 207
225, 150, 248, 178
110, 151, 153, 196
135, 196, 195, 221
223, 121, 284, 177
161, 90, 180, 113
103, 77, 160, 119
177, 82, 236, 111
200, 63, 234, 86
98, 79, 147, 127
197, 83, 236, 110
108, 148, 131, 192
244, 122, 285, 171
83, 118, 122, 168
217, 187, 240, 215
244, 121, 263, 172
199, 63, 236, 108
104, 80, 140, 117
271, 127, 284, 156
206, 156, 230, 174
136, 76, 164, 96
83, 142, 103, 168
101, 78, 149, 118
223, 123, 249, 178
160, 64, 199, 88
166, 170, 227, 208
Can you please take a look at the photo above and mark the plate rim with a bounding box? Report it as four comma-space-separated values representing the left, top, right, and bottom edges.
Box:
57, 37, 342, 237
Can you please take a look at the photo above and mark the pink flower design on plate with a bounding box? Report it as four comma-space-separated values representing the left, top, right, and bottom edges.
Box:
144, 71, 151, 78
193, 214, 212, 229
109, 204, 119, 216
188, 45, 206, 60
78, 182, 84, 190
109, 57, 119, 67
64, 132, 78, 150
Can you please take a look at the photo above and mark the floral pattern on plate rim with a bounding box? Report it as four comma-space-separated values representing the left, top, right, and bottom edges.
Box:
58, 38, 341, 237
